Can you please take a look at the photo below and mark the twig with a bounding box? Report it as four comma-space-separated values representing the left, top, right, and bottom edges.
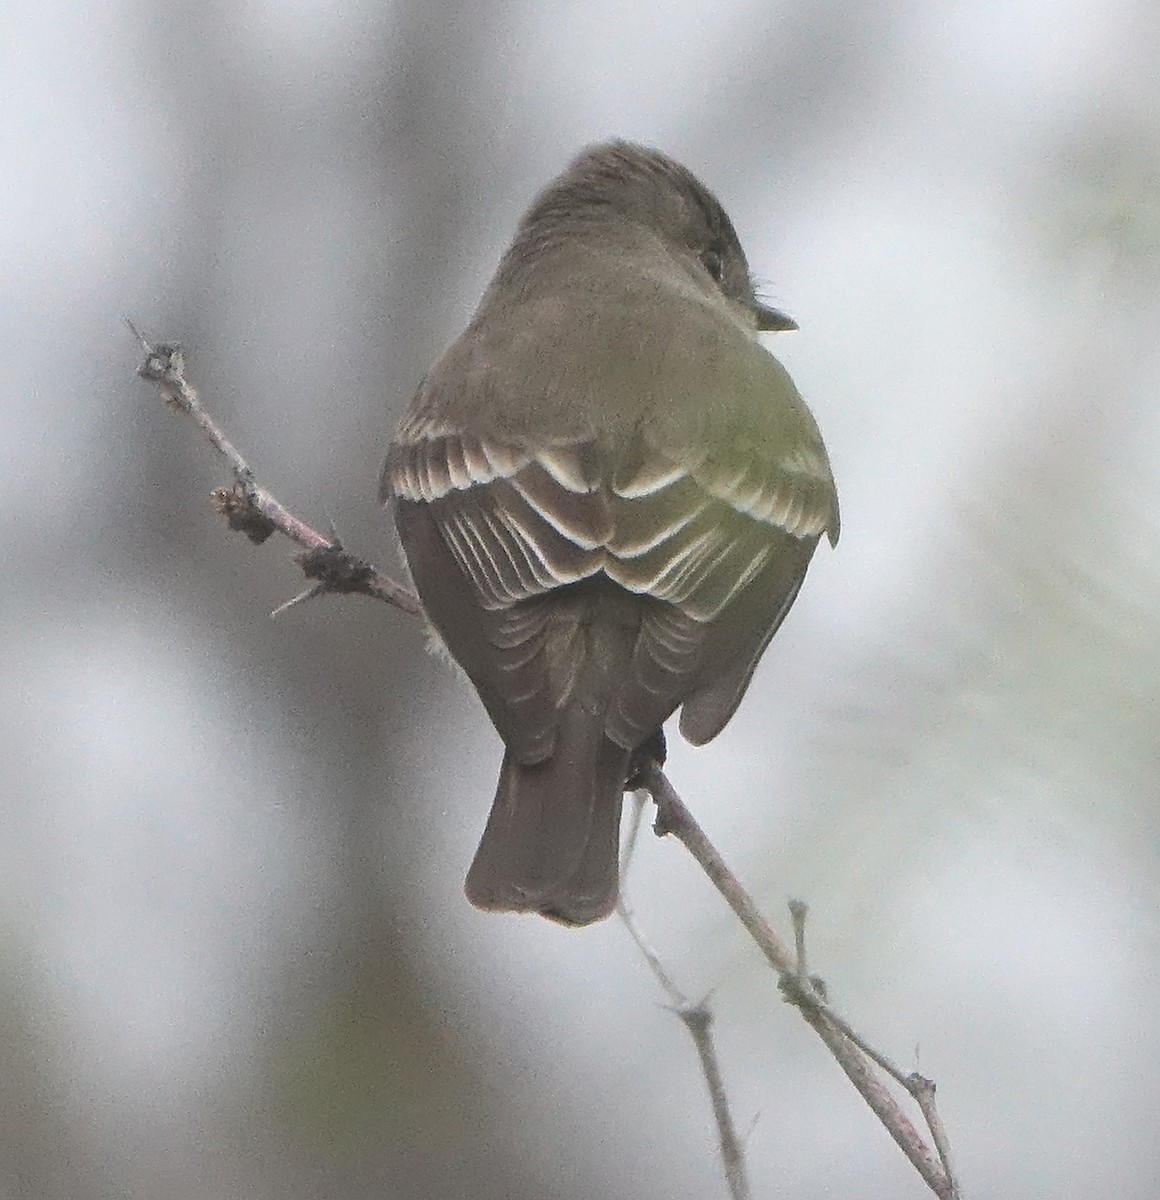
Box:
647, 766, 798, 977
646, 765, 960, 1200
681, 1004, 751, 1200
133, 330, 961, 1200
910, 1073, 959, 1196
129, 321, 420, 616
787, 900, 959, 1195
617, 794, 688, 1010
618, 795, 751, 1200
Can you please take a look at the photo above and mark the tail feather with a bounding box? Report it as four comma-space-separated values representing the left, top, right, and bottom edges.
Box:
464, 706, 631, 926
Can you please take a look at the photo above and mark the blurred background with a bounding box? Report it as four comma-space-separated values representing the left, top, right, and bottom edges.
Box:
3, 0, 1159, 1196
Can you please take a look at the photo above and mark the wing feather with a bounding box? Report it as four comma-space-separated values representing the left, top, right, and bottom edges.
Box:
387, 408, 837, 759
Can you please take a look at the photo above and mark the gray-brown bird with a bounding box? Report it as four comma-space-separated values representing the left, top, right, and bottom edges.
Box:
384, 141, 838, 925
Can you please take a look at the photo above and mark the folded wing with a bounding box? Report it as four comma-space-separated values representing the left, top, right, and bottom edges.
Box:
386, 413, 837, 757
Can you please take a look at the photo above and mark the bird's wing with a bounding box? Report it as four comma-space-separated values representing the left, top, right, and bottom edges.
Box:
386, 320, 839, 757
387, 428, 622, 762
389, 432, 609, 604
600, 428, 836, 748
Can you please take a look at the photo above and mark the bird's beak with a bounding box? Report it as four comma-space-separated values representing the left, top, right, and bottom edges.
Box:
753, 301, 798, 332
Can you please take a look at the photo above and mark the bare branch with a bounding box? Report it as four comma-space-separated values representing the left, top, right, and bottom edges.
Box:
133, 329, 961, 1200
646, 766, 797, 976
617, 794, 688, 1010
645, 764, 961, 1200
681, 1003, 752, 1200
130, 323, 420, 616
618, 795, 751, 1200
909, 1073, 960, 1199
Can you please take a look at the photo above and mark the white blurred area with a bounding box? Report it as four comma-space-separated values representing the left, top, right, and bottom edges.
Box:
3, 1, 1159, 1196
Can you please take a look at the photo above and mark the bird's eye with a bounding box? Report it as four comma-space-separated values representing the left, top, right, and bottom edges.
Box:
701, 247, 724, 283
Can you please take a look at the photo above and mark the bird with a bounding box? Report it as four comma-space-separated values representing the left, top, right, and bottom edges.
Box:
383, 141, 839, 926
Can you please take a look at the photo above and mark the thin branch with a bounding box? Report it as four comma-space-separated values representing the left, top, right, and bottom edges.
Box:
681, 1003, 751, 1200
910, 1073, 959, 1196
645, 764, 960, 1200
129, 321, 420, 616
787, 900, 959, 1195
647, 766, 798, 976
618, 794, 751, 1200
133, 330, 960, 1200
617, 793, 688, 1010
789, 897, 811, 981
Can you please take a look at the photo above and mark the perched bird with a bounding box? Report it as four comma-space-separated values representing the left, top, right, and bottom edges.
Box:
384, 141, 838, 926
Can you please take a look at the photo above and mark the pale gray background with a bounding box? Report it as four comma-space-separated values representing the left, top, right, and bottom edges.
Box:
3, 1, 1159, 1197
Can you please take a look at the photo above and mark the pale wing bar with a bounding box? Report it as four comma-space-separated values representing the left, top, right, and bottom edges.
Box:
390, 433, 830, 617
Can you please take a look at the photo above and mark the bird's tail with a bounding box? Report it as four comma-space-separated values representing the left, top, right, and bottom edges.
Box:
464, 705, 631, 926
